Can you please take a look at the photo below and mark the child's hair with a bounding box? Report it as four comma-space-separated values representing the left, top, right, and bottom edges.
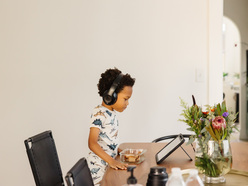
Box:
97, 68, 135, 97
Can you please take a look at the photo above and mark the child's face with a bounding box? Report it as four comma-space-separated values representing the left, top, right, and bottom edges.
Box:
112, 86, 133, 112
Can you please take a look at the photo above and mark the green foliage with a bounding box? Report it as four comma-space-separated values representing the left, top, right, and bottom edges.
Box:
223, 72, 228, 77
179, 97, 238, 142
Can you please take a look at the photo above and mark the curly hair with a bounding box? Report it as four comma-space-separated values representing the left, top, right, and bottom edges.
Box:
97, 68, 135, 97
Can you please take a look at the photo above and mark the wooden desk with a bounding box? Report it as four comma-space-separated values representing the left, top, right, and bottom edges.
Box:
101, 142, 248, 186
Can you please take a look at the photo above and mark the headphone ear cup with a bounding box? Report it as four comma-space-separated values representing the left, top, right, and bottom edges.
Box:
103, 91, 118, 105
102, 73, 122, 106
103, 90, 113, 105
111, 92, 118, 105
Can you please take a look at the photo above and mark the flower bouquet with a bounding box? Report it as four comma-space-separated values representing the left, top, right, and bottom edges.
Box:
179, 96, 238, 183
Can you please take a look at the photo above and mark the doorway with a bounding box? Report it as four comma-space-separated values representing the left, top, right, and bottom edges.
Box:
222, 17, 241, 141
223, 16, 248, 141
222, 17, 240, 118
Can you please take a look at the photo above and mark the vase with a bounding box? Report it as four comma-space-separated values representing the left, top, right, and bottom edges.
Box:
195, 139, 232, 184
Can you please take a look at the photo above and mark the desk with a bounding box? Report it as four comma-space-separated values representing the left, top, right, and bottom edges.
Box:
101, 141, 248, 186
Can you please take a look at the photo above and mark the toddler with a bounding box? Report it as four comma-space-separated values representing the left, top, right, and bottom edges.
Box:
87, 68, 135, 185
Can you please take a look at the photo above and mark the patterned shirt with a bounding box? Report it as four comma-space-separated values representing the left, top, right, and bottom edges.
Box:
87, 105, 119, 185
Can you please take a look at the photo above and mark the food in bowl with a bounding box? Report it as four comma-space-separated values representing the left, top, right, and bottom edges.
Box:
120, 149, 146, 164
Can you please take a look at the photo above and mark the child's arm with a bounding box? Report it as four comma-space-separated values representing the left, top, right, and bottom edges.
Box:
88, 127, 128, 170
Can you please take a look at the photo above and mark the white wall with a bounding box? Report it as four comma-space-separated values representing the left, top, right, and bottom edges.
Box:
0, 1, 223, 185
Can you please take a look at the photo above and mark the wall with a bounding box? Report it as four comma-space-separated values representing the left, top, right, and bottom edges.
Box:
224, 0, 248, 140
0, 0, 223, 185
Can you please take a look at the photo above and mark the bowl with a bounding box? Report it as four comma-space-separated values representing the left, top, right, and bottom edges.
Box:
120, 148, 147, 164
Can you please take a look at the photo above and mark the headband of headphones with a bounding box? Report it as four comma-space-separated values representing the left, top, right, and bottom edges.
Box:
107, 73, 123, 96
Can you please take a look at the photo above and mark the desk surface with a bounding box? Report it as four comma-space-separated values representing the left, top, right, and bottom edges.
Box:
101, 141, 248, 186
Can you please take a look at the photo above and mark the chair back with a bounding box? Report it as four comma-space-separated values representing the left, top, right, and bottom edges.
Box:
24, 130, 64, 186
65, 158, 94, 186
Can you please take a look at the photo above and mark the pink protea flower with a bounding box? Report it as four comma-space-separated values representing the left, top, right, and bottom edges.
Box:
212, 116, 226, 130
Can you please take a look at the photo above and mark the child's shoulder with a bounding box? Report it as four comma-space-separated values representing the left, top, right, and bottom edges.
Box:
92, 105, 114, 118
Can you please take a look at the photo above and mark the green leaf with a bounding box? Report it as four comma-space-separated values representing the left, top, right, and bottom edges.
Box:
221, 129, 227, 140
186, 136, 195, 145
201, 127, 207, 133
214, 129, 220, 141
222, 101, 226, 112
204, 134, 211, 143
206, 126, 218, 141
186, 127, 194, 131
216, 104, 221, 116
234, 126, 240, 132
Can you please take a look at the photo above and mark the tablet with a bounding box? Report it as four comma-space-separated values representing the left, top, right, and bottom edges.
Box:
156, 134, 185, 164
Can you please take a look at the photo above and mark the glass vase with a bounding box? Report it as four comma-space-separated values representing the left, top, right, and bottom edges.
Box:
195, 139, 232, 184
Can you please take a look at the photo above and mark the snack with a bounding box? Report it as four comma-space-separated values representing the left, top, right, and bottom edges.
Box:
124, 154, 140, 162
120, 149, 146, 164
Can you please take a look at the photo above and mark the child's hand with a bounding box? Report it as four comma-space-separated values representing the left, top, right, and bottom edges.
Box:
108, 159, 128, 170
